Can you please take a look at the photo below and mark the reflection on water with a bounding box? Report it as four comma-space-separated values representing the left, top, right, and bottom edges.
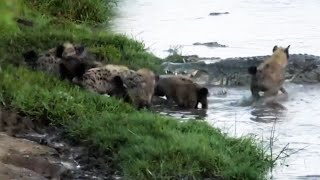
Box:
152, 84, 320, 179
250, 108, 286, 123
153, 104, 208, 120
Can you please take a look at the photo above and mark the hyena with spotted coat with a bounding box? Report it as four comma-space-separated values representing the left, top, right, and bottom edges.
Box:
23, 42, 77, 75
22, 42, 102, 81
72, 64, 158, 109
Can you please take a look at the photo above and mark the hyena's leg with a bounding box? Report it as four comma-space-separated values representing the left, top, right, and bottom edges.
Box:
251, 85, 260, 100
263, 88, 279, 98
279, 87, 287, 94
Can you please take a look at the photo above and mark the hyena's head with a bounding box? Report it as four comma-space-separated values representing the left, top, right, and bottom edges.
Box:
112, 68, 157, 109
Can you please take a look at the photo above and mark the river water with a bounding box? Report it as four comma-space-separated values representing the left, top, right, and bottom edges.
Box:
111, 0, 320, 179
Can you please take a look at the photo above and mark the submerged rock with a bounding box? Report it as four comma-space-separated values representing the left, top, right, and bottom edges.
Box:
193, 42, 227, 48
209, 12, 229, 16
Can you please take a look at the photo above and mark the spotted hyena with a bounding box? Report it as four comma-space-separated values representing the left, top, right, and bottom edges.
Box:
72, 64, 157, 109
22, 42, 102, 81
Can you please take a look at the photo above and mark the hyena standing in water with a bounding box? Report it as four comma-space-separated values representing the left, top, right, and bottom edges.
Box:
248, 45, 290, 109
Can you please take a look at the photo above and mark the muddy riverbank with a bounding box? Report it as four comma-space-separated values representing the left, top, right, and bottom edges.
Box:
0, 108, 121, 180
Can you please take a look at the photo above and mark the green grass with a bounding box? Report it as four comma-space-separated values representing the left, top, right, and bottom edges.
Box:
0, 0, 21, 33
23, 0, 117, 24
0, 65, 272, 179
0, 0, 163, 73
0, 0, 273, 179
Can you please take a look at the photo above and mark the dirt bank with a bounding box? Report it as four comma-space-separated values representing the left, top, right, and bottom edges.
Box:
0, 108, 120, 179
0, 132, 65, 179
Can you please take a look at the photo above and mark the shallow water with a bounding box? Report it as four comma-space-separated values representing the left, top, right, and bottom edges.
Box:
111, 0, 320, 179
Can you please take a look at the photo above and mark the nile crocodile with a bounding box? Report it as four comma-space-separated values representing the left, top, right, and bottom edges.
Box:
161, 54, 320, 86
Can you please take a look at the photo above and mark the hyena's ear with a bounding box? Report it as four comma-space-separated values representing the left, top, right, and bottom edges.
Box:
272, 45, 278, 52
248, 66, 257, 75
285, 45, 290, 59
285, 45, 290, 53
55, 44, 65, 58
74, 45, 85, 55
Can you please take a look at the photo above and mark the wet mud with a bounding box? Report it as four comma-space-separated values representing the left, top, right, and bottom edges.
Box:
0, 108, 121, 180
